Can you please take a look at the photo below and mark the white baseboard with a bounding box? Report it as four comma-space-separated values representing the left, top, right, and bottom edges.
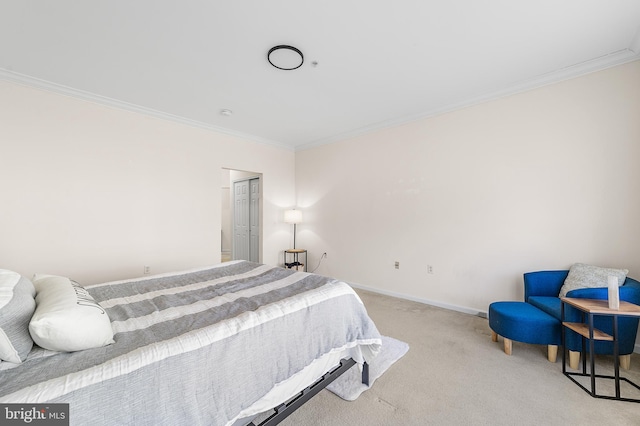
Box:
347, 282, 488, 319
348, 282, 640, 354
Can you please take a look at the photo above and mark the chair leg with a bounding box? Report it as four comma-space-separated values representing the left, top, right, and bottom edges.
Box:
504, 338, 512, 355
620, 354, 631, 370
569, 350, 580, 369
547, 345, 558, 363
491, 330, 498, 342
566, 352, 629, 370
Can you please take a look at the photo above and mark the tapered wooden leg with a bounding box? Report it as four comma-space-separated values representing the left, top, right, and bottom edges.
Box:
547, 345, 558, 363
504, 338, 512, 355
620, 354, 631, 370
491, 330, 498, 342
569, 351, 580, 369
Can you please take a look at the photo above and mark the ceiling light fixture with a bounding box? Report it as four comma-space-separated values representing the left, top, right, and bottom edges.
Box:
268, 45, 304, 70
220, 109, 233, 116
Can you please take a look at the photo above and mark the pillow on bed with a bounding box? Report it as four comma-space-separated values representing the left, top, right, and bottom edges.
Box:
29, 274, 114, 352
558, 263, 628, 298
0, 270, 36, 363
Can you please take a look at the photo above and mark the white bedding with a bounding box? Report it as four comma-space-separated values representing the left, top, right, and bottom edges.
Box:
0, 261, 382, 425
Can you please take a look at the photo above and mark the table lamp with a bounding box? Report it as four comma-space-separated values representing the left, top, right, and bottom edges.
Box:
284, 209, 302, 249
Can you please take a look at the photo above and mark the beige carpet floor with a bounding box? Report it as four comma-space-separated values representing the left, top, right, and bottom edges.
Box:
280, 289, 640, 425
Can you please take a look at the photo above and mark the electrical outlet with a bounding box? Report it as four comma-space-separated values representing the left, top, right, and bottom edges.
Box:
144, 266, 151, 275
395, 261, 400, 269
427, 265, 434, 274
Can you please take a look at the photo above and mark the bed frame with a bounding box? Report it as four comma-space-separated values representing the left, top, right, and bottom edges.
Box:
249, 359, 369, 426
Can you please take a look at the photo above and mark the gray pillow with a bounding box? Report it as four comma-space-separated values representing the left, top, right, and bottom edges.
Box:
0, 270, 36, 363
559, 263, 628, 298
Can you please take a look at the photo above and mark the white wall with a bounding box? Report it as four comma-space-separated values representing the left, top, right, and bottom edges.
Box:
2, 60, 639, 314
295, 60, 640, 314
0, 80, 296, 285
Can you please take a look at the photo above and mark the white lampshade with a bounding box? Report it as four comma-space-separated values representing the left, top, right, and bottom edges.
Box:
284, 209, 302, 224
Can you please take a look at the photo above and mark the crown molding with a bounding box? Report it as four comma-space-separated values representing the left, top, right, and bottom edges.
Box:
0, 69, 294, 152
296, 49, 640, 152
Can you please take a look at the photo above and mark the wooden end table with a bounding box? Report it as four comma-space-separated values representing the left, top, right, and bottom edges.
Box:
284, 249, 307, 272
561, 297, 640, 402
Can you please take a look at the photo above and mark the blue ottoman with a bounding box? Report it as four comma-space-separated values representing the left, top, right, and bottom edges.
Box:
489, 301, 561, 362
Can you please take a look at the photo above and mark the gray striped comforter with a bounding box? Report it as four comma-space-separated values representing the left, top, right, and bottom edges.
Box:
0, 261, 382, 425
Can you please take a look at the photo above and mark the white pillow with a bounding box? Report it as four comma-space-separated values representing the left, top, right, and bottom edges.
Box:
559, 263, 629, 298
0, 270, 36, 363
29, 274, 114, 352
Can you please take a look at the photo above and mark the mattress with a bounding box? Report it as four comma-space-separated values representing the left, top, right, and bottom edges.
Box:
0, 261, 382, 425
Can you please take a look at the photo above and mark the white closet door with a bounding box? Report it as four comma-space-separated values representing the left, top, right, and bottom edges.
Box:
249, 178, 260, 262
233, 177, 260, 262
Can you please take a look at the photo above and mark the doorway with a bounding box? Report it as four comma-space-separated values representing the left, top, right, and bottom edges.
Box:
221, 168, 262, 263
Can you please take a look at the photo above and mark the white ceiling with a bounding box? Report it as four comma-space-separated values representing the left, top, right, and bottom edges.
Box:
1, 1, 639, 151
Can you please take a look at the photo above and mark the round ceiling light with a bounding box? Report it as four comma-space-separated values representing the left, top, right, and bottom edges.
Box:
268, 45, 304, 70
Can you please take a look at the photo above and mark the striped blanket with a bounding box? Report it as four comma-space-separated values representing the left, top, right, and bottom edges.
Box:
0, 261, 382, 425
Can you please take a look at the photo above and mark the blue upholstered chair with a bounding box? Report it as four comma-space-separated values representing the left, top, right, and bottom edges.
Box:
524, 270, 640, 369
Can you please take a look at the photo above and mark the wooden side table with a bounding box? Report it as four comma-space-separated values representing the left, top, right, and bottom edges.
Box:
561, 297, 640, 402
284, 249, 307, 272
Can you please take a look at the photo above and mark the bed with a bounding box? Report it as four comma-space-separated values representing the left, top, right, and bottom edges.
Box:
0, 261, 382, 425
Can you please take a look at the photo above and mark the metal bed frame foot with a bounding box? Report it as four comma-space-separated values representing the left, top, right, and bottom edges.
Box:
249, 358, 368, 426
